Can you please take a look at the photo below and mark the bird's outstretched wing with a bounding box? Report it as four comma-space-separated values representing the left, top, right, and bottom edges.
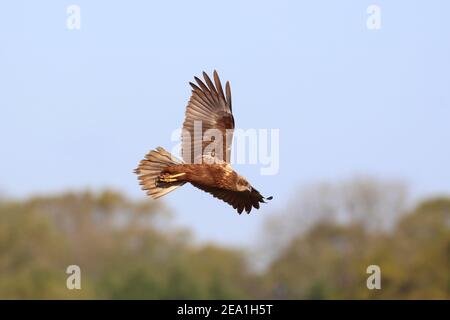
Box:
181, 70, 234, 164
191, 183, 268, 214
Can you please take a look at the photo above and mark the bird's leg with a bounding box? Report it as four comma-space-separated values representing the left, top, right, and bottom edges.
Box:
158, 172, 186, 183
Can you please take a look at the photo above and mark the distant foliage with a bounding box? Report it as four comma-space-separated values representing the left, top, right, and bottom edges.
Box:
0, 184, 448, 299
0, 190, 252, 299
261, 195, 450, 299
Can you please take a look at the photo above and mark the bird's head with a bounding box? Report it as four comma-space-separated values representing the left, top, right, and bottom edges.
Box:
236, 177, 252, 192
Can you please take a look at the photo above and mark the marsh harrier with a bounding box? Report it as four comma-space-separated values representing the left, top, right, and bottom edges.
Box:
134, 71, 272, 214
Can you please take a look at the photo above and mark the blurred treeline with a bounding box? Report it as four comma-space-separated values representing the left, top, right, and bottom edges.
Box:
0, 178, 448, 299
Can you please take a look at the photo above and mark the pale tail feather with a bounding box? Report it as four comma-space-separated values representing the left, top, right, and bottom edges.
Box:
134, 147, 185, 199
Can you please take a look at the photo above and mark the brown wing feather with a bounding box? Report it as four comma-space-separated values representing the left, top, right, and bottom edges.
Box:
181, 70, 234, 164
191, 183, 265, 214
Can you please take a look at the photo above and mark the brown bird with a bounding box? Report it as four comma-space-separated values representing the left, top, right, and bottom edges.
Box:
134, 71, 272, 214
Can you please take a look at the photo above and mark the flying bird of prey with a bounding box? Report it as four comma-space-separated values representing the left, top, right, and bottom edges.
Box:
134, 71, 272, 214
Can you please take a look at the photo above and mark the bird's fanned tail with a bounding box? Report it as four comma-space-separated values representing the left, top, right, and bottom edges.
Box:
134, 147, 186, 199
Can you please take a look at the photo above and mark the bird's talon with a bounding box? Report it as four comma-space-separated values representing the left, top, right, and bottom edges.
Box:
170, 173, 186, 178
158, 172, 185, 183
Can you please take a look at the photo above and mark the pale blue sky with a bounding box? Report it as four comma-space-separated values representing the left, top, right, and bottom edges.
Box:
1, 1, 449, 246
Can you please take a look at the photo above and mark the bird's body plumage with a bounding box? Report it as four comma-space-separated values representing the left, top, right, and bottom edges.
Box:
163, 163, 236, 190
